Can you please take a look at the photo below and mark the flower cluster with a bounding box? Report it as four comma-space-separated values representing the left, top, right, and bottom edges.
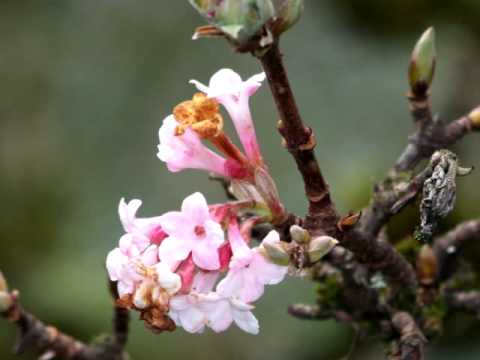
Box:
107, 69, 291, 335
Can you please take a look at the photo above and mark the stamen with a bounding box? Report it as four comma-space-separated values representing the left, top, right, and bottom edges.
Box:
173, 93, 224, 139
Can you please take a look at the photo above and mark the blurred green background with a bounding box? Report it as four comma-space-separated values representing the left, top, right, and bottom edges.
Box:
1, 1, 479, 359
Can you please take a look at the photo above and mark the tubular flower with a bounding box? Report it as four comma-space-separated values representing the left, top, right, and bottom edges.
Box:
217, 223, 288, 303
190, 68, 265, 164
158, 192, 224, 270
157, 115, 230, 176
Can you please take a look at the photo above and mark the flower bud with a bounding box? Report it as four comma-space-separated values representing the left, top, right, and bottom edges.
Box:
272, 0, 304, 35
254, 167, 285, 221
408, 27, 436, 94
416, 245, 438, 286
308, 236, 338, 263
469, 106, 480, 130
189, 0, 275, 44
262, 239, 290, 266
289, 225, 310, 244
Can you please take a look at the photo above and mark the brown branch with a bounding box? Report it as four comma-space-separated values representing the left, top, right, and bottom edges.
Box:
288, 303, 353, 323
0, 280, 129, 360
361, 107, 479, 241
258, 42, 338, 235
447, 291, 480, 318
257, 41, 416, 289
389, 312, 427, 360
433, 219, 480, 281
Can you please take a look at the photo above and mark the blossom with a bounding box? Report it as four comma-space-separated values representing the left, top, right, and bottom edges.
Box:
217, 225, 288, 303
119, 198, 167, 247
106, 244, 159, 297
190, 69, 265, 164
158, 192, 224, 270
169, 274, 259, 335
157, 115, 230, 176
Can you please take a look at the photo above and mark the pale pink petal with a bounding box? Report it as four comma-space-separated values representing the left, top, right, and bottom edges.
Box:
154, 262, 181, 295
192, 242, 221, 271
231, 299, 259, 335
118, 198, 142, 233
178, 305, 206, 333
227, 219, 252, 267
158, 236, 192, 268
141, 245, 159, 266
106, 248, 127, 281
158, 211, 187, 236
216, 270, 243, 298
192, 272, 220, 294
157, 115, 229, 176
181, 192, 209, 224
201, 298, 233, 333
252, 252, 288, 285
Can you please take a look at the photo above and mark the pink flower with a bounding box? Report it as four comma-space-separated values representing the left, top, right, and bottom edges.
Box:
157, 115, 230, 176
119, 198, 167, 247
169, 274, 259, 334
217, 225, 288, 303
158, 192, 224, 271
106, 244, 159, 297
190, 69, 265, 164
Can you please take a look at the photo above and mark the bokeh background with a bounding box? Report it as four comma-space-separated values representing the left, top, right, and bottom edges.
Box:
1, 1, 480, 359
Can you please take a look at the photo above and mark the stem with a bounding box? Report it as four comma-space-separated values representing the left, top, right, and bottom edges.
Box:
258, 42, 338, 234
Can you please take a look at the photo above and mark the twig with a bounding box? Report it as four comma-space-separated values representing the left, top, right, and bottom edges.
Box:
0, 280, 130, 360
433, 220, 480, 281
257, 41, 416, 289
258, 42, 338, 235
447, 291, 480, 318
389, 312, 427, 360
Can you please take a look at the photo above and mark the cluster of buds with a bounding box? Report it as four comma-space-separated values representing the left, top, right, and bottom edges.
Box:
190, 0, 304, 51
106, 68, 336, 335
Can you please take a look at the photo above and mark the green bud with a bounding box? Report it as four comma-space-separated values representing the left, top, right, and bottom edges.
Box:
408, 27, 436, 94
0, 271, 7, 292
308, 236, 338, 263
262, 240, 290, 266
272, 0, 304, 34
189, 0, 275, 44
289, 225, 310, 244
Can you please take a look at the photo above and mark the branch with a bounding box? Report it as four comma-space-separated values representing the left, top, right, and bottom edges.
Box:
258, 42, 338, 235
361, 107, 479, 241
389, 312, 427, 360
433, 219, 480, 281
0, 275, 129, 360
257, 41, 416, 289
447, 291, 480, 318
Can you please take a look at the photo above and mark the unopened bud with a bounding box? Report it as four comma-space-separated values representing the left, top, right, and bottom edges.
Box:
272, 0, 304, 35
408, 27, 436, 94
0, 271, 7, 292
416, 245, 438, 286
254, 167, 285, 221
262, 240, 290, 266
289, 225, 310, 244
308, 236, 338, 263
189, 0, 274, 45
469, 107, 480, 129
